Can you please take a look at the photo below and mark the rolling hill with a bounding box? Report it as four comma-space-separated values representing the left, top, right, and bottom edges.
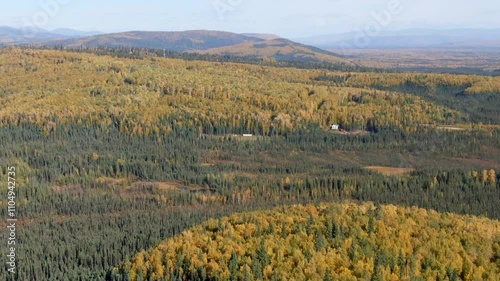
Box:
37, 30, 266, 52
116, 202, 500, 280
29, 29, 354, 65
197, 37, 352, 65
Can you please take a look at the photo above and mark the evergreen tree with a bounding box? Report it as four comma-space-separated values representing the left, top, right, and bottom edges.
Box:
315, 230, 326, 251
306, 215, 314, 236
349, 239, 357, 262
324, 270, 333, 281
251, 257, 263, 280
368, 215, 376, 234
397, 249, 405, 279
243, 265, 251, 281
229, 251, 239, 281
281, 222, 287, 239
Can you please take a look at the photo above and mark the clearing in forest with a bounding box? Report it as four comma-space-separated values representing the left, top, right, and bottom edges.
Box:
365, 166, 414, 175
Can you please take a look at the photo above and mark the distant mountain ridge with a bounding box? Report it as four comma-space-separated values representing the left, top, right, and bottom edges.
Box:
37, 30, 266, 52
51, 28, 102, 37
0, 26, 101, 45
0, 26, 66, 44
297, 28, 500, 49
13, 29, 355, 66
241, 33, 280, 40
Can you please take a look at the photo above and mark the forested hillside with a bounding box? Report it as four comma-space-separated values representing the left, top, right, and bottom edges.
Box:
27, 30, 354, 66
2, 48, 500, 133
0, 47, 499, 280
117, 202, 500, 281
195, 38, 352, 65
37, 30, 263, 52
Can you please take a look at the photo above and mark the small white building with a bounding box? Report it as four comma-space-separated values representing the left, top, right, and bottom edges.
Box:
242, 134, 253, 137
331, 124, 340, 131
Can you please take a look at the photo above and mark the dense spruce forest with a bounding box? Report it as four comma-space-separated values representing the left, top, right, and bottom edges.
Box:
0, 48, 499, 280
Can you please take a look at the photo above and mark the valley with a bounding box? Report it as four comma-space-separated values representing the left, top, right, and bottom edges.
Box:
0, 28, 499, 281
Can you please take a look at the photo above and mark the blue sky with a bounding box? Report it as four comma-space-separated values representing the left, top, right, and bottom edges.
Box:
2, 0, 499, 38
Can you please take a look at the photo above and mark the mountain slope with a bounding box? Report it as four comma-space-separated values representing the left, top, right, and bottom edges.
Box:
31, 30, 354, 65
116, 202, 500, 280
39, 30, 266, 52
198, 37, 353, 65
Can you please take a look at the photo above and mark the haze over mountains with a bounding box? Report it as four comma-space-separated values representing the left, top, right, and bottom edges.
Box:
296, 28, 500, 49
0, 26, 101, 44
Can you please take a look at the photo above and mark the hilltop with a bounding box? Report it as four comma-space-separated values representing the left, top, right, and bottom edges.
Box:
39, 30, 263, 52
197, 37, 351, 65
18, 29, 354, 65
116, 202, 500, 280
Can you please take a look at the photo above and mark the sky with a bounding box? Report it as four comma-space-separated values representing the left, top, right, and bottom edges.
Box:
1, 0, 499, 38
